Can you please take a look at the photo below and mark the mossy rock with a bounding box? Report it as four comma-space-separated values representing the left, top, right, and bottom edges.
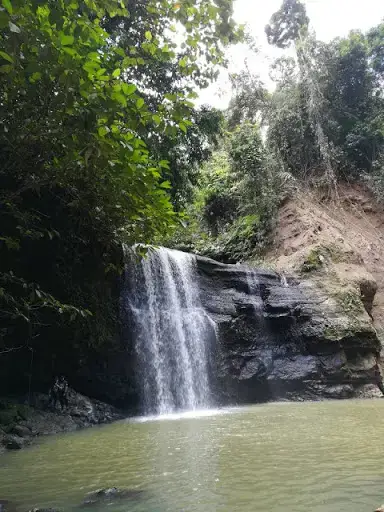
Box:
323, 325, 356, 341
300, 244, 362, 274
334, 289, 366, 317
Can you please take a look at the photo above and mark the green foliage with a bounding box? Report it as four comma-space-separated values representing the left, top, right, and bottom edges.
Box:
0, 0, 242, 389
227, 69, 268, 129
367, 23, 384, 77
319, 31, 382, 176
169, 124, 279, 262
264, 2, 384, 187
267, 82, 319, 180
173, 4, 384, 268
334, 290, 366, 317
102, 0, 242, 209
171, 3, 384, 271
301, 249, 324, 273
199, 148, 237, 234
154, 106, 225, 209
365, 155, 384, 202
265, 0, 308, 49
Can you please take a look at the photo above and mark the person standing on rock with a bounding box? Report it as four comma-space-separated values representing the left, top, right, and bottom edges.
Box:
48, 376, 60, 409
57, 376, 69, 411
374, 363, 384, 396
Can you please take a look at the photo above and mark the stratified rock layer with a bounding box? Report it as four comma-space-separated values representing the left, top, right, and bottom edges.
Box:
196, 256, 381, 403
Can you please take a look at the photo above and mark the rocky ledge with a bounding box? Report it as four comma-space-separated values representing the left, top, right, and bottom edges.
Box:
0, 389, 123, 454
196, 254, 382, 404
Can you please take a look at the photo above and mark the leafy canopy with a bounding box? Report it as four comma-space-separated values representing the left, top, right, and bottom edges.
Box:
265, 0, 308, 48
0, 0, 242, 379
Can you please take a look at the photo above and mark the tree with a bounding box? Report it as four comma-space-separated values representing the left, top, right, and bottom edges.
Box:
266, 2, 384, 185
0, 0, 242, 390
265, 0, 308, 49
367, 23, 384, 79
227, 68, 268, 129
101, 1, 236, 208
266, 1, 339, 188
267, 82, 319, 179
319, 32, 380, 174
157, 106, 224, 209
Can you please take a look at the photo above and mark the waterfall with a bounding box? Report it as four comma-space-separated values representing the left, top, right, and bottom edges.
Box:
245, 267, 263, 313
280, 273, 289, 288
123, 247, 216, 415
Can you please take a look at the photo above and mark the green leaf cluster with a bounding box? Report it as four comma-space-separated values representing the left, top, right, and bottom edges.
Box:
0, 0, 241, 389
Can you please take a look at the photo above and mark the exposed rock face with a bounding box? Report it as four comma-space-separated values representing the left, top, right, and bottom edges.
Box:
0, 390, 123, 454
196, 255, 382, 403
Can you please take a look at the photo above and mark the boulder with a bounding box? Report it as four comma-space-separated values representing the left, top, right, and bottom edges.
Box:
1, 435, 24, 450
11, 424, 32, 438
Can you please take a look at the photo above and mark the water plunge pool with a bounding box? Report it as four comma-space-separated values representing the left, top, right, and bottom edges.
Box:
1, 400, 384, 512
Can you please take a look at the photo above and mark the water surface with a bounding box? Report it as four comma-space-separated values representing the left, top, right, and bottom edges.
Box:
1, 400, 384, 512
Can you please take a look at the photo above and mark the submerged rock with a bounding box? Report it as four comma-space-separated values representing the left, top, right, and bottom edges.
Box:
81, 487, 145, 507
28, 508, 60, 512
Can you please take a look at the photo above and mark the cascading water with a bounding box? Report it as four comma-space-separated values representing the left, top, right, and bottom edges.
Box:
123, 247, 216, 415
280, 273, 289, 288
245, 267, 263, 313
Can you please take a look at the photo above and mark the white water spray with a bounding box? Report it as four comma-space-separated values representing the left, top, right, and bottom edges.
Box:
124, 247, 216, 415
245, 267, 263, 313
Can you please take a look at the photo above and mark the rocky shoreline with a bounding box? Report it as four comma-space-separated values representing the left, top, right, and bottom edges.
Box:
0, 389, 124, 455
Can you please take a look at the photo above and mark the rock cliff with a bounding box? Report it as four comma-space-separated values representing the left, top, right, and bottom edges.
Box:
196, 254, 382, 403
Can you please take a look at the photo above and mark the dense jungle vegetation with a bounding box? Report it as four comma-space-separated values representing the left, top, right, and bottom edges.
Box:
1, 0, 384, 395
0, 0, 242, 393
171, 0, 384, 263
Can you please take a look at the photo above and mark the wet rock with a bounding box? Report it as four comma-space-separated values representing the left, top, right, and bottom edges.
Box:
195, 255, 381, 403
81, 487, 145, 507
1, 434, 24, 450
0, 391, 124, 452
28, 508, 60, 512
11, 424, 32, 438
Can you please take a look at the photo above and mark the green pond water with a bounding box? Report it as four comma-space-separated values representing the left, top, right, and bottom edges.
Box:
1, 400, 384, 512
